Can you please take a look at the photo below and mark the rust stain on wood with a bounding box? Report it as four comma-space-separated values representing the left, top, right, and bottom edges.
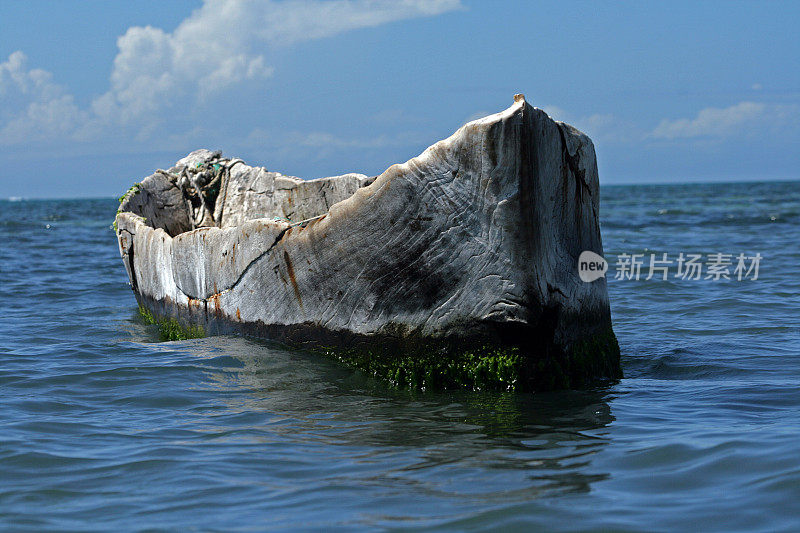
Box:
283, 251, 303, 307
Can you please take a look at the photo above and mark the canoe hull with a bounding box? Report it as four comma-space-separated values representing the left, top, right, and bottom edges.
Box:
116, 96, 622, 390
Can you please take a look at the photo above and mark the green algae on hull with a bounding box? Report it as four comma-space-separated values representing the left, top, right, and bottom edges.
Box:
134, 301, 619, 391
318, 327, 621, 392
318, 344, 521, 392
119, 183, 142, 204
113, 183, 142, 231
138, 305, 205, 341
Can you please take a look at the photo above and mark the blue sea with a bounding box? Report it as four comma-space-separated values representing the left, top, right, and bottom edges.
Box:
1, 181, 799, 531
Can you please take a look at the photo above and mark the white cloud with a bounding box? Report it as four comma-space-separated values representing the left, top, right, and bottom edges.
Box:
0, 0, 462, 145
651, 101, 800, 140
94, 0, 461, 128
236, 0, 462, 45
0, 51, 87, 143
539, 101, 800, 145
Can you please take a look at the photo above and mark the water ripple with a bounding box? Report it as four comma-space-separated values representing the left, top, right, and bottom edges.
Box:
1, 185, 799, 530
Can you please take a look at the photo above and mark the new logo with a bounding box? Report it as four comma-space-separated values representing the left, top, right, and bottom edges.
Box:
578, 251, 608, 282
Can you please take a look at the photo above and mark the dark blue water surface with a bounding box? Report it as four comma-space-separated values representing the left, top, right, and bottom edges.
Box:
1, 181, 799, 531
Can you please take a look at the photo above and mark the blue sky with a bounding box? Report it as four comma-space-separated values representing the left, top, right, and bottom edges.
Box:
1, 0, 798, 198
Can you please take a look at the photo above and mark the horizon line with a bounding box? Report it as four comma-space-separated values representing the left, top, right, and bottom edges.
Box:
5, 176, 799, 201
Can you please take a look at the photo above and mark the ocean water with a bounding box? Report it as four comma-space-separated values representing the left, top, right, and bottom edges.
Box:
1, 181, 799, 531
